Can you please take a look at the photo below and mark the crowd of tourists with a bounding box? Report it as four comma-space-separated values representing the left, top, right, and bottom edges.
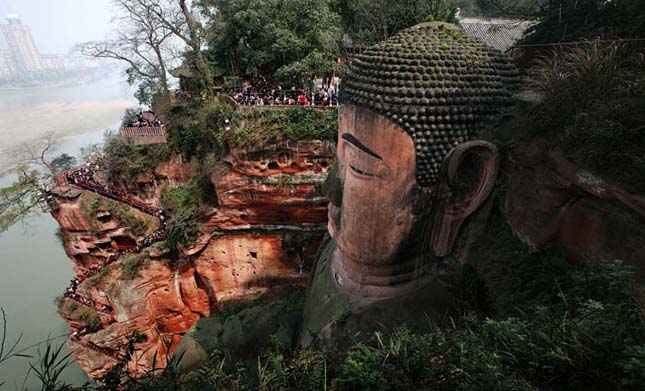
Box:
64, 277, 114, 314
70, 330, 124, 360
230, 87, 338, 106
229, 77, 338, 106
60, 163, 170, 358
66, 163, 162, 216
127, 110, 163, 127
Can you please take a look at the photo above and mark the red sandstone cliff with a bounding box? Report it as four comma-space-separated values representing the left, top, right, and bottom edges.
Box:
503, 141, 645, 277
50, 141, 332, 378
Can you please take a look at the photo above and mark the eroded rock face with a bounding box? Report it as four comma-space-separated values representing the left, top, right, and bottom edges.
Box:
503, 141, 645, 276
50, 190, 159, 274
50, 141, 331, 378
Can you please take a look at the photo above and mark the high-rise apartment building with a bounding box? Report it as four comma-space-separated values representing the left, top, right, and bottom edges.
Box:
0, 27, 15, 79
1, 14, 42, 74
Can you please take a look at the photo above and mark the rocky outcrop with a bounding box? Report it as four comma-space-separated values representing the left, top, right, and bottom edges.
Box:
50, 189, 159, 274
50, 140, 332, 378
503, 141, 645, 277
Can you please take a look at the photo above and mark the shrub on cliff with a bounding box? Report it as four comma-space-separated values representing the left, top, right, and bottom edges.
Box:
120, 253, 149, 280
232, 107, 338, 149
159, 185, 203, 254
102, 132, 171, 183
529, 42, 645, 194
167, 99, 234, 160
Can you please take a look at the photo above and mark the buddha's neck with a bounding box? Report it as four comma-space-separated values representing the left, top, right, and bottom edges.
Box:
331, 246, 437, 299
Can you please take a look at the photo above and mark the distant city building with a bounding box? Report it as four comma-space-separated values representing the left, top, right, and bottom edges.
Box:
0, 27, 14, 79
0, 14, 105, 86
40, 53, 72, 70
1, 14, 42, 73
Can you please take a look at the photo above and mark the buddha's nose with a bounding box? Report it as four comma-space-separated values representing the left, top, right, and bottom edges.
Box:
323, 160, 343, 207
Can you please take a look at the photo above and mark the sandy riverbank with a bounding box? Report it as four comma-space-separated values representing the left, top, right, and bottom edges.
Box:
0, 99, 134, 153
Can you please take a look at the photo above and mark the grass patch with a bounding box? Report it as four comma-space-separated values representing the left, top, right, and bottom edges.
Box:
78, 307, 101, 330
106, 200, 151, 236
87, 264, 113, 288
120, 253, 149, 280
159, 184, 203, 253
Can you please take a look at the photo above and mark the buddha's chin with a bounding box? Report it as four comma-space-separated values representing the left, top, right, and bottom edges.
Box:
335, 235, 394, 266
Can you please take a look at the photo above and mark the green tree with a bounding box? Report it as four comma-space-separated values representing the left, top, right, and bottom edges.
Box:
523, 0, 645, 43
336, 0, 462, 46
199, 0, 342, 83
474, 0, 539, 18
0, 133, 75, 233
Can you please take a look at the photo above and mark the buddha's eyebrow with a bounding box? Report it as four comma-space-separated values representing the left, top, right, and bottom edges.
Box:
342, 133, 383, 161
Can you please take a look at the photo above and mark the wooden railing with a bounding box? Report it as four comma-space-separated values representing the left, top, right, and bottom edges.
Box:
120, 126, 167, 145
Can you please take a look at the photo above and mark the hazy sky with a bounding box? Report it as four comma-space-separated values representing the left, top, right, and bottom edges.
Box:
0, 0, 115, 53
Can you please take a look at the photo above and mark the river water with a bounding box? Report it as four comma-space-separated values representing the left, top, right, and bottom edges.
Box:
0, 75, 136, 389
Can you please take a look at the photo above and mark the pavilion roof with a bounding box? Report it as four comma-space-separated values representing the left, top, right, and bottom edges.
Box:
459, 18, 537, 52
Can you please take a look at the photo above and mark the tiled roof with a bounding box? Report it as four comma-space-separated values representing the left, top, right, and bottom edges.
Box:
459, 18, 537, 52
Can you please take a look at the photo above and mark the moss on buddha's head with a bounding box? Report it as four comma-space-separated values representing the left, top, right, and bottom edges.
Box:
340, 22, 521, 186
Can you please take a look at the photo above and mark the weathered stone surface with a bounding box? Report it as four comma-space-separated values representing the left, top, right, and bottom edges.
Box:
503, 142, 645, 276
193, 233, 316, 304
325, 104, 499, 299
301, 22, 509, 348
52, 192, 158, 274
300, 237, 455, 349
155, 155, 193, 186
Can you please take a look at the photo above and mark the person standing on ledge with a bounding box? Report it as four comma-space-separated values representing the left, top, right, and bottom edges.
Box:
299, 22, 521, 348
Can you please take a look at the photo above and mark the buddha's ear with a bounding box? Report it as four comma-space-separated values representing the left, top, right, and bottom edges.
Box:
428, 141, 500, 256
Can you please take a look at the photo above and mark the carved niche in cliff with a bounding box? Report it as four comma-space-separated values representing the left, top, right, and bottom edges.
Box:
300, 22, 521, 345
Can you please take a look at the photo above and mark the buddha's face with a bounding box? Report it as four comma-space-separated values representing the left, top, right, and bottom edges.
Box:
327, 104, 500, 295
329, 104, 418, 266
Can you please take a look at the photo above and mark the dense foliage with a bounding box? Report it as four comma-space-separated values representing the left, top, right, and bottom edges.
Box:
159, 185, 203, 253
199, 0, 342, 82
102, 132, 172, 183
472, 0, 539, 18
523, 0, 645, 44
334, 0, 462, 46
529, 42, 645, 193
167, 99, 235, 159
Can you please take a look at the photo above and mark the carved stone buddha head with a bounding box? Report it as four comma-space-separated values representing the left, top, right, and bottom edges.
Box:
328, 22, 520, 298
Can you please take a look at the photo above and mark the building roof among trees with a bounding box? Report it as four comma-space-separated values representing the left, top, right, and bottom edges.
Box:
458, 18, 537, 52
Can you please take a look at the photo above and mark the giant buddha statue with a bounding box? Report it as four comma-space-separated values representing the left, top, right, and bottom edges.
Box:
300, 22, 520, 346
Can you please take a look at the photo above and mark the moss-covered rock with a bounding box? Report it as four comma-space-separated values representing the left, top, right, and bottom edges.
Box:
175, 286, 306, 371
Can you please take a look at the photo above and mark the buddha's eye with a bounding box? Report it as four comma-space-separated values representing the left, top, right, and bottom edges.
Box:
343, 141, 380, 179
349, 164, 375, 177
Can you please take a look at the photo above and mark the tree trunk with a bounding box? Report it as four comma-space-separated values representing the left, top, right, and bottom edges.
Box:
179, 0, 212, 90
155, 45, 169, 95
